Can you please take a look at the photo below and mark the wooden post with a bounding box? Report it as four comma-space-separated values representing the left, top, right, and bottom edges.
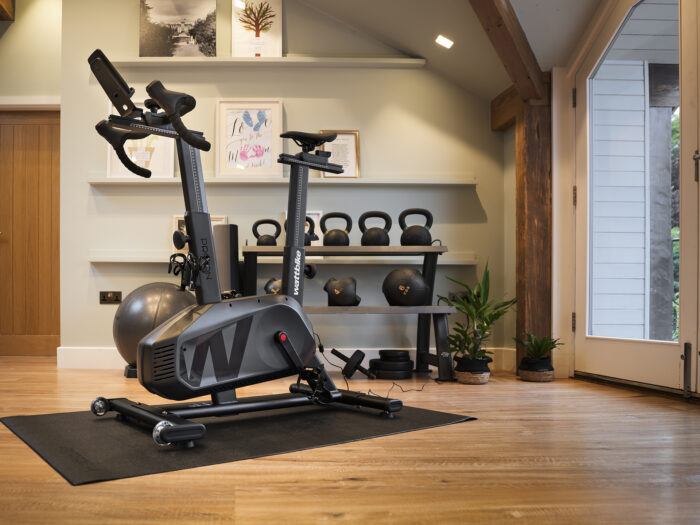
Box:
515, 101, 552, 365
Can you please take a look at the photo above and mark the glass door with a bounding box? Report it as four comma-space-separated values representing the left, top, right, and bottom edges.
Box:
573, 0, 698, 390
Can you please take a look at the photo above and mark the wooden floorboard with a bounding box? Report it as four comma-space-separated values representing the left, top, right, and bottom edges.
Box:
1, 358, 700, 524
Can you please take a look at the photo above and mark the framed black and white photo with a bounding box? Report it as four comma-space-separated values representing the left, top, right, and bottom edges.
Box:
318, 130, 360, 178
232, 0, 282, 57
140, 0, 217, 57
171, 215, 228, 253
108, 104, 175, 178
216, 99, 283, 177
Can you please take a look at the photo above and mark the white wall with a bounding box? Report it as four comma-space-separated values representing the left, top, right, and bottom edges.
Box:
59, 0, 508, 365
0, 0, 61, 97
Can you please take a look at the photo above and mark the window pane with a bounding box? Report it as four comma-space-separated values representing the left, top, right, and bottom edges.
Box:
588, 0, 679, 341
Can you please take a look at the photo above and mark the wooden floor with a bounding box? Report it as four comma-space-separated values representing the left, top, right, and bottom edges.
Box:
2, 358, 700, 524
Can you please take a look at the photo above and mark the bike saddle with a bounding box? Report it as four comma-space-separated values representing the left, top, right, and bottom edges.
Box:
281, 131, 337, 152
146, 80, 195, 118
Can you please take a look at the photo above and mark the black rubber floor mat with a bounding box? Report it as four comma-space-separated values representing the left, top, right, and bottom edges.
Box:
1, 403, 474, 485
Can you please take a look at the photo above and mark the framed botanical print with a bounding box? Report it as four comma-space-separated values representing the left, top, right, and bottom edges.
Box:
216, 99, 283, 177
318, 130, 360, 178
232, 0, 282, 57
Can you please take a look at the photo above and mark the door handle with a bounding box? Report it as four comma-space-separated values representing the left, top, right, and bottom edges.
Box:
694, 150, 700, 182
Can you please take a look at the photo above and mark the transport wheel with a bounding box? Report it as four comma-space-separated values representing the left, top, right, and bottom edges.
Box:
152, 421, 174, 447
90, 397, 110, 416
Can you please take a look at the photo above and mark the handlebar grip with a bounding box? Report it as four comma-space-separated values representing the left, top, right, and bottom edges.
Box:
115, 143, 151, 178
95, 120, 151, 178
169, 112, 211, 152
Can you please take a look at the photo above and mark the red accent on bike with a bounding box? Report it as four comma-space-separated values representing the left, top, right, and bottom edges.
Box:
280, 333, 287, 341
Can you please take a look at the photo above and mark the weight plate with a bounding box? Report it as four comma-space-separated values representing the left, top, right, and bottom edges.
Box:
378, 350, 411, 362
370, 369, 413, 380
369, 358, 414, 371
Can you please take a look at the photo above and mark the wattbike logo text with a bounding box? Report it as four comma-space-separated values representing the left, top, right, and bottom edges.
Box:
293, 249, 302, 295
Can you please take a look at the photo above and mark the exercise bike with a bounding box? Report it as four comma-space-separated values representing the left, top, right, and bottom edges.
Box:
87, 50, 402, 447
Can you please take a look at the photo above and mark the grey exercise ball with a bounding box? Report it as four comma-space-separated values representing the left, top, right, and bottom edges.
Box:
113, 282, 196, 367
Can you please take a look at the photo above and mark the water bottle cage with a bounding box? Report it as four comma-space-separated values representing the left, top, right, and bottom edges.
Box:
169, 252, 210, 290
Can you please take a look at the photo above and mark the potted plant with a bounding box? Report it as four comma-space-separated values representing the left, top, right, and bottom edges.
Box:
514, 334, 561, 382
439, 264, 516, 384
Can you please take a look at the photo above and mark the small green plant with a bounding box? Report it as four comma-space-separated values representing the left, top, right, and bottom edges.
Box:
438, 263, 516, 360
514, 334, 562, 360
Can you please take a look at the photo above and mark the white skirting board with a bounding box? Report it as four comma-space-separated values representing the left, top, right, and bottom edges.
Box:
57, 346, 524, 374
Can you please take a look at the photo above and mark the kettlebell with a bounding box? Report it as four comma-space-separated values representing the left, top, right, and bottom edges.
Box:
399, 208, 433, 246
382, 269, 430, 306
320, 212, 352, 246
359, 211, 392, 246
253, 219, 282, 246
324, 277, 361, 306
264, 278, 282, 295
284, 216, 319, 246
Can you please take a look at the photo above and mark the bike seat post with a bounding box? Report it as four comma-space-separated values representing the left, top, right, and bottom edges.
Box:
280, 160, 309, 303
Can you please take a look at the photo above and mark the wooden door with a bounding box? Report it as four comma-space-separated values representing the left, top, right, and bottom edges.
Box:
0, 111, 60, 355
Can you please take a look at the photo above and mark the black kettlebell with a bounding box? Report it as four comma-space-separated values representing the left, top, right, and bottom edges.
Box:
324, 277, 361, 306
320, 212, 352, 246
382, 269, 430, 306
359, 211, 392, 246
253, 219, 282, 246
285, 216, 319, 246
399, 208, 433, 246
264, 278, 282, 295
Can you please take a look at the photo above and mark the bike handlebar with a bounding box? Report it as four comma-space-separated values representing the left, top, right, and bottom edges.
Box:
95, 120, 151, 178
146, 80, 211, 151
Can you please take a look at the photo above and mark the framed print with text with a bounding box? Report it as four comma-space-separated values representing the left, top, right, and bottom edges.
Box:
318, 130, 359, 178
216, 99, 282, 177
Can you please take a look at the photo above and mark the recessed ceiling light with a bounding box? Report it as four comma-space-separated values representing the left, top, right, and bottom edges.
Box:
435, 35, 454, 49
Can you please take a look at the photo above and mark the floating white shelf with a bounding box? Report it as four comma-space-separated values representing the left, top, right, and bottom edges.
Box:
87, 176, 477, 187
112, 56, 426, 69
87, 249, 477, 266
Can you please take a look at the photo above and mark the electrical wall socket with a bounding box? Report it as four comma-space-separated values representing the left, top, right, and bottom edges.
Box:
100, 291, 122, 304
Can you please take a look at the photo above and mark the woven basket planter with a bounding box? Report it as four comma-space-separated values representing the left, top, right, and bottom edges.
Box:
454, 370, 490, 385
519, 369, 554, 382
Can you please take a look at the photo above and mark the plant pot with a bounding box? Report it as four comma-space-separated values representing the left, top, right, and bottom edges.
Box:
518, 357, 554, 382
454, 356, 492, 385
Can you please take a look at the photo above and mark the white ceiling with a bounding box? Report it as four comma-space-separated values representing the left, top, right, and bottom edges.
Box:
300, 0, 602, 100
511, 0, 602, 71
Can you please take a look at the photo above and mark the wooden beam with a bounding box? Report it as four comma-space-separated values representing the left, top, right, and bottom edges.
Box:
470, 0, 544, 101
0, 0, 13, 21
515, 102, 552, 366
491, 73, 550, 131
491, 84, 522, 131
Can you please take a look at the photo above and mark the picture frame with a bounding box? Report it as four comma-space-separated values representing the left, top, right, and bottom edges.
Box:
216, 99, 283, 177
107, 104, 175, 179
171, 215, 228, 253
318, 130, 360, 178
231, 0, 283, 57
139, 0, 217, 58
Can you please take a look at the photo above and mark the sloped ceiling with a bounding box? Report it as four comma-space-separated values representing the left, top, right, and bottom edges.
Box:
299, 0, 601, 100
299, 0, 512, 100
511, 0, 602, 71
